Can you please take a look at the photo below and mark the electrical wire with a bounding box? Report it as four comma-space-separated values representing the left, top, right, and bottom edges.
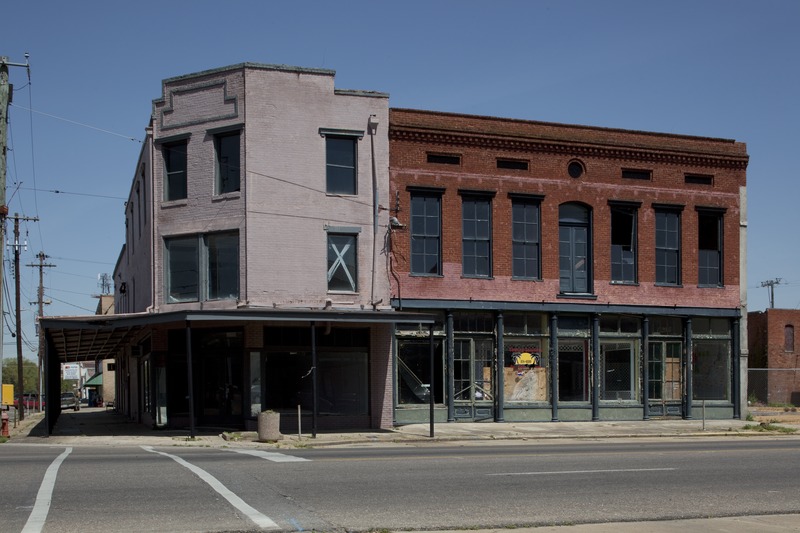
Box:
9, 103, 142, 144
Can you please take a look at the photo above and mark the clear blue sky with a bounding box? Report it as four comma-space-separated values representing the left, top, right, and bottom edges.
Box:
2, 0, 798, 361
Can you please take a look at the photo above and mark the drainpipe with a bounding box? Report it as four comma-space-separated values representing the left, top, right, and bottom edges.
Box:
642, 316, 650, 420
550, 313, 559, 422
368, 115, 380, 310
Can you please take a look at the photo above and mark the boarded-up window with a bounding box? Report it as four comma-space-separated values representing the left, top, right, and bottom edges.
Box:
786, 325, 795, 352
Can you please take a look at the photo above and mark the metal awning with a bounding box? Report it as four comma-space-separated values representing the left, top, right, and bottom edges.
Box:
41, 307, 436, 362
84, 373, 103, 387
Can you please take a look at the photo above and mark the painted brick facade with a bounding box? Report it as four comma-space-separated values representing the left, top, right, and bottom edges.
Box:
389, 108, 749, 423
389, 109, 747, 308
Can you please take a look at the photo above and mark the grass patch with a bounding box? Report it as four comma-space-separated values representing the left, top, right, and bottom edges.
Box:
0, 436, 8, 444
223, 432, 243, 442
741, 421, 797, 434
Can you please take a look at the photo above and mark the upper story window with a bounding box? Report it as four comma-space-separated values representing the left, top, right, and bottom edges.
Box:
215, 131, 241, 194
655, 205, 683, 286
686, 174, 714, 185
786, 325, 795, 352
461, 192, 494, 278
165, 231, 239, 303
427, 153, 461, 165
410, 190, 443, 276
622, 169, 652, 181
497, 158, 528, 171
511, 195, 541, 280
559, 203, 592, 294
697, 208, 725, 287
609, 201, 640, 284
326, 136, 357, 195
163, 140, 188, 201
327, 232, 358, 292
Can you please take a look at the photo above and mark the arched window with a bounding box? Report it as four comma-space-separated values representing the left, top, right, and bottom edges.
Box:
559, 203, 592, 294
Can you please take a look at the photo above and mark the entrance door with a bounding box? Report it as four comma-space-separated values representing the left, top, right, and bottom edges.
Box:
198, 351, 243, 427
648, 341, 683, 416
453, 338, 494, 420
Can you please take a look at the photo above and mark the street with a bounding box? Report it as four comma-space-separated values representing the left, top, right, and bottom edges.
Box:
0, 439, 798, 532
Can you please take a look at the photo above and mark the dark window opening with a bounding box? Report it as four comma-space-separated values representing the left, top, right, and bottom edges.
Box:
686, 174, 713, 185
622, 169, 652, 181
215, 131, 241, 194
427, 153, 461, 165
163, 141, 188, 201
497, 158, 529, 170
698, 212, 722, 287
610, 207, 636, 283
568, 161, 584, 179
786, 325, 795, 352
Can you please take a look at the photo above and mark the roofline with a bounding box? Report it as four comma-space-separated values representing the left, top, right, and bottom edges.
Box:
390, 107, 743, 146
162, 62, 336, 85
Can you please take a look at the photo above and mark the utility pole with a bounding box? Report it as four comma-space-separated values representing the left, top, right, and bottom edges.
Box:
761, 278, 782, 309
28, 252, 54, 413
1, 54, 30, 400
9, 213, 38, 420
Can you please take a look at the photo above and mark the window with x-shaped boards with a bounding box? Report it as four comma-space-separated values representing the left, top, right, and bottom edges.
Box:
327, 233, 358, 292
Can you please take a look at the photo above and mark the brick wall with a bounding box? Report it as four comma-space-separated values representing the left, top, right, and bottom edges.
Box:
389, 108, 747, 310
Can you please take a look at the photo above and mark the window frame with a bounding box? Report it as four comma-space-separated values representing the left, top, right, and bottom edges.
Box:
164, 231, 239, 304
410, 189, 443, 276
460, 191, 495, 278
558, 202, 593, 294
320, 128, 363, 196
162, 139, 188, 201
214, 130, 241, 195
327, 232, 359, 292
510, 194, 542, 280
654, 204, 683, 286
609, 201, 640, 285
697, 207, 725, 288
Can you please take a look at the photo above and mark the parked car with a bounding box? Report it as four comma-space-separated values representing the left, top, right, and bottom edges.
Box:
60, 392, 80, 411
14, 393, 45, 410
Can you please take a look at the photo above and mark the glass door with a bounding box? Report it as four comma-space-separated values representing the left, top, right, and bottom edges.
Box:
648, 341, 683, 416
453, 338, 494, 420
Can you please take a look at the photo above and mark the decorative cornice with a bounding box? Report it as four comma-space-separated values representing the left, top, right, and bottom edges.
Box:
389, 128, 749, 170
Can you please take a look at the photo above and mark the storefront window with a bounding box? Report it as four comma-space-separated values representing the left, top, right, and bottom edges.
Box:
693, 340, 730, 400
503, 340, 548, 403
601, 342, 635, 400
397, 339, 443, 405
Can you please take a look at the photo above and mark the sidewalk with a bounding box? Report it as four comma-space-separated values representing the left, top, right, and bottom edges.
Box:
5, 408, 800, 532
6, 406, 800, 448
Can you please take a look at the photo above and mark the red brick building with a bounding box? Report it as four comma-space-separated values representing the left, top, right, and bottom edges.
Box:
389, 108, 749, 423
748, 309, 800, 406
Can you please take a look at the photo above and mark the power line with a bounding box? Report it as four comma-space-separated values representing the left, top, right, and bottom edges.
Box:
8, 102, 142, 143
18, 186, 126, 201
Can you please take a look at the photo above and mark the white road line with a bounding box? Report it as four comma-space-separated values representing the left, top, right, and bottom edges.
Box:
229, 449, 310, 462
22, 447, 73, 533
141, 446, 279, 530
488, 467, 677, 476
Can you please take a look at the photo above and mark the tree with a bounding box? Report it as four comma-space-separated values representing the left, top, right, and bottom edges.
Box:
2, 358, 39, 392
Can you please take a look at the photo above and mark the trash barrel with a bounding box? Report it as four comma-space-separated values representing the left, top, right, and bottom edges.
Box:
257, 410, 282, 442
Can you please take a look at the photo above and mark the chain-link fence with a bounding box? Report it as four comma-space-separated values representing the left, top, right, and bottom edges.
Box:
748, 369, 800, 406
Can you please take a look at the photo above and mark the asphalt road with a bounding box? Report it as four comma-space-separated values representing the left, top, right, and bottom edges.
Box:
1, 439, 798, 532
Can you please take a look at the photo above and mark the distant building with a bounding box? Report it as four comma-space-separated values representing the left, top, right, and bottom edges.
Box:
389, 109, 749, 422
748, 309, 800, 406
